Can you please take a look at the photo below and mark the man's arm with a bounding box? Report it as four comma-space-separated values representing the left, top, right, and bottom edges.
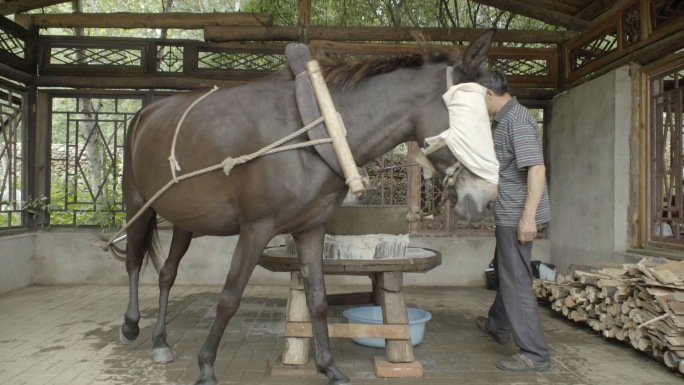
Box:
518, 164, 546, 243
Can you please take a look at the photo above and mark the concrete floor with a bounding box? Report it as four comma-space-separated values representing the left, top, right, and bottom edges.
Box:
0, 284, 682, 385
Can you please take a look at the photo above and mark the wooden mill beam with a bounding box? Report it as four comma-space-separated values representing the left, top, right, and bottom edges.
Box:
472, 0, 590, 31
0, 0, 69, 16
14, 12, 273, 29
204, 26, 577, 44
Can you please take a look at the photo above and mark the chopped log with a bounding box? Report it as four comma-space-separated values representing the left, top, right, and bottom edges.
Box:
555, 273, 569, 284
586, 286, 601, 303
564, 295, 576, 309
551, 285, 570, 299
570, 308, 588, 322
664, 350, 683, 368
637, 337, 653, 351
579, 274, 596, 286
601, 285, 618, 298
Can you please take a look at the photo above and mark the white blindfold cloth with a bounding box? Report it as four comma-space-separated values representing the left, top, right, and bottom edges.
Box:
414, 82, 499, 185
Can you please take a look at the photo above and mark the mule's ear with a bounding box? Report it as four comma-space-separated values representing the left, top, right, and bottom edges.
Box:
462, 28, 496, 77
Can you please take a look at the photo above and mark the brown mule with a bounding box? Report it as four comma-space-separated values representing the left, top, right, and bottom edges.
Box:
119, 30, 497, 385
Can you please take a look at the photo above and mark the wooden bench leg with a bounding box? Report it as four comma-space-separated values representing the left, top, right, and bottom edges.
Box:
282, 271, 310, 365
269, 271, 317, 377
375, 271, 423, 378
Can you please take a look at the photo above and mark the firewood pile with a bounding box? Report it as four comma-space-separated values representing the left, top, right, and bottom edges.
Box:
533, 257, 684, 374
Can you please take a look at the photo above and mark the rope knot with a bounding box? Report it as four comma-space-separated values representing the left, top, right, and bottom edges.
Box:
222, 158, 237, 175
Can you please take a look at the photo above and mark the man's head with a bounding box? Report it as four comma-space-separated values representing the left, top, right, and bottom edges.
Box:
477, 67, 512, 115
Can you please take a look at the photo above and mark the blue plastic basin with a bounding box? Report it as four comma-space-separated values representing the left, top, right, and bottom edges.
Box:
342, 306, 432, 348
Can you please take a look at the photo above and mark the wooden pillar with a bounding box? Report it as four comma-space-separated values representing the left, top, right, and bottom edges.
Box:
297, 0, 311, 43
282, 271, 310, 365
377, 271, 413, 363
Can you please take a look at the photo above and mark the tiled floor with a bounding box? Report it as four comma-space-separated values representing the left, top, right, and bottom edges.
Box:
0, 284, 682, 385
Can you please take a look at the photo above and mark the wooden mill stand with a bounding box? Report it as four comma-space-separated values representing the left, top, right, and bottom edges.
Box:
259, 246, 441, 378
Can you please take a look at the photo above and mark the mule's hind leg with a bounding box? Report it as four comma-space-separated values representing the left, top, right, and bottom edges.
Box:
121, 209, 156, 343
195, 225, 273, 385
293, 226, 350, 385
152, 225, 193, 363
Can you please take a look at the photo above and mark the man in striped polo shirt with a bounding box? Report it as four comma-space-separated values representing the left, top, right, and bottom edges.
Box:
474, 67, 552, 372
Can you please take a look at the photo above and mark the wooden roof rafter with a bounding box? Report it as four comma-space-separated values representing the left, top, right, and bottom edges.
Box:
472, 0, 591, 30
0, 0, 70, 16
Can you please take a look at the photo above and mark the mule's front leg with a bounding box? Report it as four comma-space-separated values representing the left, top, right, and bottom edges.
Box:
152, 226, 193, 363
293, 227, 351, 385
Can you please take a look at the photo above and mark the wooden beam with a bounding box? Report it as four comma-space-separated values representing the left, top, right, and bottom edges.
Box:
205, 26, 578, 44
0, 63, 33, 85
0, 0, 69, 16
14, 12, 272, 29
576, 0, 622, 21
285, 322, 411, 340
472, 0, 590, 30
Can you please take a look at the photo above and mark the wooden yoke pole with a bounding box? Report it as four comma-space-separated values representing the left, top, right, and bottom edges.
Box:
306, 59, 366, 195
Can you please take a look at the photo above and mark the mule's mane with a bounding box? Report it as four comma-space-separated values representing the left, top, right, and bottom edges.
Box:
316, 46, 458, 88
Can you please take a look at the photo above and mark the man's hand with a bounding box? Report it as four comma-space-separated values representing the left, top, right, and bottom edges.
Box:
518, 215, 537, 243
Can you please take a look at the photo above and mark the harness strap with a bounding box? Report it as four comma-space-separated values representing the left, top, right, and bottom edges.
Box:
169, 86, 219, 182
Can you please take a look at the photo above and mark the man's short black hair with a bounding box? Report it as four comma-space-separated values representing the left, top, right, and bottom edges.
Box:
477, 67, 509, 96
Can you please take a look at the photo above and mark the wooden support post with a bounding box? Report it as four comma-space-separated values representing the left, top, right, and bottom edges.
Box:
378, 272, 413, 363
282, 271, 310, 365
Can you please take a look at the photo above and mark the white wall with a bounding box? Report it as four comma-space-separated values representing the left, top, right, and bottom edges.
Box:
548, 66, 632, 273
0, 234, 35, 294
15, 230, 550, 289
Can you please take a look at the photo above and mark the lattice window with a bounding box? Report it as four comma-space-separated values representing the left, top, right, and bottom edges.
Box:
651, 0, 684, 30
0, 87, 24, 228
570, 26, 618, 71
651, 63, 684, 243
622, 5, 641, 47
49, 46, 143, 66
49, 96, 143, 228
491, 58, 548, 77
197, 50, 286, 71
156, 44, 184, 73
0, 30, 25, 60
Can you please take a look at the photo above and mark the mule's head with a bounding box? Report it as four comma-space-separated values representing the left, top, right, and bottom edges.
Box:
418, 29, 498, 225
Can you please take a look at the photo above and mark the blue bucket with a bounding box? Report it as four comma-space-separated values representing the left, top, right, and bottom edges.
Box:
342, 306, 432, 348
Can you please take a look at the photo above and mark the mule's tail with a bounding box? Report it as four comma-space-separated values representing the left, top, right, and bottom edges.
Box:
108, 214, 162, 273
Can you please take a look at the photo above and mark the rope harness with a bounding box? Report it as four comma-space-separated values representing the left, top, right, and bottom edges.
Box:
101, 92, 330, 250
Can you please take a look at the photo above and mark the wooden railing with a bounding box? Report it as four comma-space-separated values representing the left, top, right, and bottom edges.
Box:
563, 0, 684, 85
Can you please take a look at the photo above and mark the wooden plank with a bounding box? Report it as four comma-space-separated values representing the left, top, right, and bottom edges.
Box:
670, 302, 684, 316
285, 322, 411, 340
14, 12, 273, 29
204, 25, 577, 44
374, 356, 423, 378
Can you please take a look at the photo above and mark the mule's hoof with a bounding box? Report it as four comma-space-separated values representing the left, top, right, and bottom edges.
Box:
120, 326, 136, 344
329, 379, 351, 385
194, 377, 217, 385
153, 347, 173, 363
